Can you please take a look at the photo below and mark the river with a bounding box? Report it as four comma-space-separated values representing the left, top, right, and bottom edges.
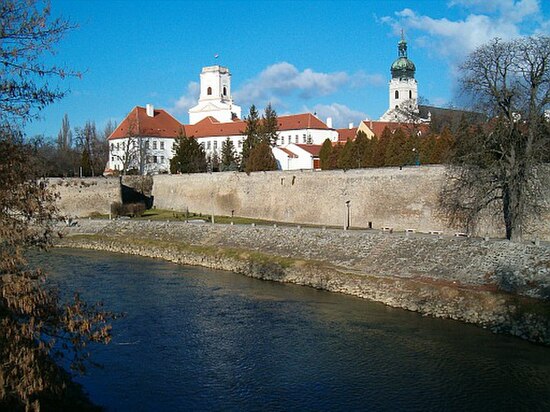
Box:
39, 248, 550, 411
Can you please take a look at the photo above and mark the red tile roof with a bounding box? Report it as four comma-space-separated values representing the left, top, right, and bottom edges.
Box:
279, 147, 299, 158
336, 127, 357, 142
109, 106, 184, 140
110, 108, 330, 140
295, 144, 322, 157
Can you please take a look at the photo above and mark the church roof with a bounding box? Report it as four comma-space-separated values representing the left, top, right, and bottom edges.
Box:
109, 106, 183, 140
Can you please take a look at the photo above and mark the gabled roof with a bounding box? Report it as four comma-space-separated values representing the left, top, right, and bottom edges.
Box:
277, 113, 330, 130
336, 127, 357, 142
295, 144, 322, 157
109, 106, 184, 140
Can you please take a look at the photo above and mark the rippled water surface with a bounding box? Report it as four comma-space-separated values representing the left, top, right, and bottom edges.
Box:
39, 249, 550, 411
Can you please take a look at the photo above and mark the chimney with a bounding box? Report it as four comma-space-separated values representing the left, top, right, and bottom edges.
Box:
348, 122, 354, 129
326, 117, 333, 128
146, 104, 154, 117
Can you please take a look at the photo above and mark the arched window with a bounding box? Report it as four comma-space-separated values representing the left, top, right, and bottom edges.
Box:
395, 90, 399, 99
223, 86, 227, 96
207, 87, 212, 95
409, 90, 412, 99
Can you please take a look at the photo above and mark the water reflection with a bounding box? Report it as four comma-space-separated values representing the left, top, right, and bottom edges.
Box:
38, 248, 550, 412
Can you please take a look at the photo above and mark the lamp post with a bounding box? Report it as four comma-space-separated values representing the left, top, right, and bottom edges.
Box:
344, 200, 351, 230
412, 148, 420, 166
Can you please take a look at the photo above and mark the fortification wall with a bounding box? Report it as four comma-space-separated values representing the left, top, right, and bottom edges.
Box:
151, 166, 550, 240
48, 177, 121, 218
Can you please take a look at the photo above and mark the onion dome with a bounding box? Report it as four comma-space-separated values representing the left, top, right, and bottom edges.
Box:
391, 34, 416, 79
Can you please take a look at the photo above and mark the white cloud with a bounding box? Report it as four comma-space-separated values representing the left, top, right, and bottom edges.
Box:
384, 0, 548, 62
234, 62, 382, 108
305, 103, 370, 129
171, 81, 200, 115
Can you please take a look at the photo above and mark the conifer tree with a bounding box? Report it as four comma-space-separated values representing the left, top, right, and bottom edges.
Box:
241, 105, 261, 170
260, 103, 279, 145
170, 130, 207, 173
337, 139, 354, 170
351, 131, 368, 168
385, 128, 408, 166
319, 138, 333, 170
220, 137, 239, 171
245, 141, 278, 173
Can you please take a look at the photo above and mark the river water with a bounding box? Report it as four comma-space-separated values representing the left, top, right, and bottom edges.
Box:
39, 248, 550, 411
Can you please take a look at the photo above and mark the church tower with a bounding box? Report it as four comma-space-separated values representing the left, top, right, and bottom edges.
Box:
380, 32, 419, 122
189, 66, 242, 124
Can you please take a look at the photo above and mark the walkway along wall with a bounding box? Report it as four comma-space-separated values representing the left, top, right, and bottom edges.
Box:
152, 166, 550, 240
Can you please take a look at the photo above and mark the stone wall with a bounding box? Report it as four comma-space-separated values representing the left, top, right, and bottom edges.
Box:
48, 177, 121, 218
152, 166, 550, 240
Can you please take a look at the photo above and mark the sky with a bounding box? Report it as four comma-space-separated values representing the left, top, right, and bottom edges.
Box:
26, 0, 550, 139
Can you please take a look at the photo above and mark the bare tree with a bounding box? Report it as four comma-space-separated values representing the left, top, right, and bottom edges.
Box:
1, 1, 113, 410
440, 36, 550, 240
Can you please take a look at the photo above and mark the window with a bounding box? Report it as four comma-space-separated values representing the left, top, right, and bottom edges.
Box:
303, 134, 306, 143
116, 143, 119, 150
295, 135, 298, 143
111, 157, 115, 162
207, 141, 211, 150
122, 142, 125, 150
395, 90, 399, 99
238, 140, 242, 148
153, 141, 157, 150
161, 156, 165, 163
207, 86, 212, 95
213, 141, 218, 149
145, 141, 150, 150
160, 141, 165, 150
153, 156, 157, 163
110, 143, 114, 151
223, 86, 227, 96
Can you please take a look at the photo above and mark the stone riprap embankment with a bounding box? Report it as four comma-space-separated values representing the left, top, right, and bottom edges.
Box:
58, 219, 550, 345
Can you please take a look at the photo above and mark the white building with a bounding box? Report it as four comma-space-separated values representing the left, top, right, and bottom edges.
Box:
106, 64, 337, 174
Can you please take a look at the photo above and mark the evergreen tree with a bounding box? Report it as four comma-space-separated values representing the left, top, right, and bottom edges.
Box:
241, 104, 261, 170
327, 144, 343, 169
245, 141, 278, 173
385, 128, 408, 166
351, 131, 368, 168
170, 130, 207, 173
337, 139, 354, 170
260, 103, 279, 145
319, 138, 333, 170
373, 127, 391, 167
220, 137, 239, 171
362, 134, 376, 167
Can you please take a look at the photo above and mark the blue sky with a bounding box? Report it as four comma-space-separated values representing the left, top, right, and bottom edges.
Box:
27, 0, 550, 139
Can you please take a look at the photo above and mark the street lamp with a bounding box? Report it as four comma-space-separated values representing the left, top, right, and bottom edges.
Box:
344, 200, 351, 230
412, 148, 420, 166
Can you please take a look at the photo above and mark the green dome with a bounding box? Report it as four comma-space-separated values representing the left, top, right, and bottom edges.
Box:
390, 33, 416, 79
391, 57, 416, 79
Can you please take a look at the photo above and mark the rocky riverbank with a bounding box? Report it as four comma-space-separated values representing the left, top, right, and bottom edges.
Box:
56, 219, 550, 345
